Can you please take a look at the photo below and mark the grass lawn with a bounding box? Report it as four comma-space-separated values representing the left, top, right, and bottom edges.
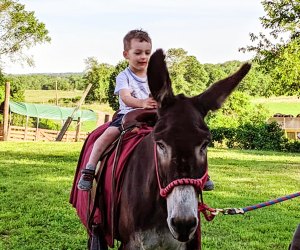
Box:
24, 90, 84, 104
0, 142, 299, 249
252, 96, 300, 116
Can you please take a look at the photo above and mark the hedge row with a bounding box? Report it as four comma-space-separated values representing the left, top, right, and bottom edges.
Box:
210, 122, 300, 153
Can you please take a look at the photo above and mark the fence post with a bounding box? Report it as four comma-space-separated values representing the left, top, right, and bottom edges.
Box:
3, 82, 10, 141
75, 117, 81, 142
24, 116, 29, 140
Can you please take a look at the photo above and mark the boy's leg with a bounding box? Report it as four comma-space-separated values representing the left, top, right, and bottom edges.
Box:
77, 126, 120, 191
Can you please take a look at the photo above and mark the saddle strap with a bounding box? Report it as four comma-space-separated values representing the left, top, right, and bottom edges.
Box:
87, 126, 134, 240
110, 129, 128, 241
87, 153, 111, 231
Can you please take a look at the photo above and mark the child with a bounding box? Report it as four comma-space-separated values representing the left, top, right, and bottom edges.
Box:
77, 29, 157, 191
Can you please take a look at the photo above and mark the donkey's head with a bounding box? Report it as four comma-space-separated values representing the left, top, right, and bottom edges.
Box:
147, 49, 251, 242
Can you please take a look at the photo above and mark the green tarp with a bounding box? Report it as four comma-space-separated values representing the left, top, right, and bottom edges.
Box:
9, 101, 97, 121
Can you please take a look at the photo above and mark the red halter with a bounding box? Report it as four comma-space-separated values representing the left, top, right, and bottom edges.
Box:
154, 143, 209, 198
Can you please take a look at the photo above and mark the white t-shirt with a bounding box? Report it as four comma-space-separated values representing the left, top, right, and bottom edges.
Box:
114, 67, 150, 114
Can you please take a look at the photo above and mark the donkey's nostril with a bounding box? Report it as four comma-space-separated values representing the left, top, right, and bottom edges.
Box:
170, 216, 197, 234
190, 217, 197, 228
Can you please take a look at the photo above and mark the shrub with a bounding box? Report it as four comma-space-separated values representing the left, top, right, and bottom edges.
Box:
235, 122, 286, 151
206, 91, 269, 129
210, 122, 299, 152
210, 127, 236, 148
283, 140, 300, 153
32, 118, 60, 130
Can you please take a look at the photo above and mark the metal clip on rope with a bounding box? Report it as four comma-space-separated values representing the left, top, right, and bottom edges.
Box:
199, 192, 300, 221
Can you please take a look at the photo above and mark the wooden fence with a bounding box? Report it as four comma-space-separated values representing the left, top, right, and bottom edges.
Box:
0, 112, 112, 142
1, 125, 89, 142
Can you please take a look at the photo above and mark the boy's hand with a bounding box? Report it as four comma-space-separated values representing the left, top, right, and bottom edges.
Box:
119, 89, 157, 109
142, 97, 157, 109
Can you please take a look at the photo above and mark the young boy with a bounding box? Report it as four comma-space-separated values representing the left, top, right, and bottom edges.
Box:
77, 29, 157, 191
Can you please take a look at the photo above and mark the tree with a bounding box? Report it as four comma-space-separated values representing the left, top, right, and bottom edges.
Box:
0, 69, 5, 104
166, 48, 208, 96
0, 0, 51, 67
84, 57, 114, 103
182, 56, 208, 96
107, 60, 128, 111
203, 64, 227, 87
240, 0, 300, 96
237, 63, 273, 97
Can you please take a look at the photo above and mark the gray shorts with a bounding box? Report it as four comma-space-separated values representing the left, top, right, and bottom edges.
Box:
109, 114, 124, 128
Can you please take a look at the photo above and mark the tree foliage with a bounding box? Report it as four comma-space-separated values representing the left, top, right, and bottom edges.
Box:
0, 0, 51, 66
7, 73, 86, 91
206, 91, 269, 129
203, 64, 227, 87
107, 60, 128, 111
83, 57, 114, 103
166, 48, 208, 96
240, 0, 300, 96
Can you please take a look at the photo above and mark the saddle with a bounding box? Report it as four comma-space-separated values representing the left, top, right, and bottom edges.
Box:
120, 108, 158, 130
70, 109, 157, 248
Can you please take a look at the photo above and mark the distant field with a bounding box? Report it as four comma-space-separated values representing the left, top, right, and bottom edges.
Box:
24, 90, 84, 104
252, 96, 300, 116
24, 90, 114, 114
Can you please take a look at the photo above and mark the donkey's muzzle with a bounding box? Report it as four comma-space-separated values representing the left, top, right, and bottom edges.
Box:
170, 216, 198, 242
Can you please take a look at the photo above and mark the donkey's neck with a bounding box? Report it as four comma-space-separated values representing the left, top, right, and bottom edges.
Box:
118, 133, 167, 235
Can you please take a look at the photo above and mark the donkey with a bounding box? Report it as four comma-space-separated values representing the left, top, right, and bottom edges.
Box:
112, 49, 251, 249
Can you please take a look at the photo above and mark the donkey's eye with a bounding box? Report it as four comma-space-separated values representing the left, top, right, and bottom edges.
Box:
200, 141, 209, 153
157, 142, 167, 154
157, 142, 165, 150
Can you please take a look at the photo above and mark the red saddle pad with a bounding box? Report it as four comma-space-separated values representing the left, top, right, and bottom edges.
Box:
69, 123, 152, 247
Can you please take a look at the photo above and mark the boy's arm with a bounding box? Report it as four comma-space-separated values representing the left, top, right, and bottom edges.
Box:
119, 89, 157, 109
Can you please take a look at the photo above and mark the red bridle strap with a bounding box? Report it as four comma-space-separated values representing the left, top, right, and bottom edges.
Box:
154, 143, 209, 198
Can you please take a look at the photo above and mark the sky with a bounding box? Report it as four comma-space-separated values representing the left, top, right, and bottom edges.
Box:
3, 0, 265, 74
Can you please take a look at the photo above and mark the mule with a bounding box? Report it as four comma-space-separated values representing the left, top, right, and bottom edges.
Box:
111, 49, 251, 249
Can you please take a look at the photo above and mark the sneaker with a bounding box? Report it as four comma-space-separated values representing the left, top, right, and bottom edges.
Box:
77, 168, 95, 191
203, 177, 214, 191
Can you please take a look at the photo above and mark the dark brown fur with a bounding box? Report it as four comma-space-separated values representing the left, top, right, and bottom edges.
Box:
116, 49, 251, 249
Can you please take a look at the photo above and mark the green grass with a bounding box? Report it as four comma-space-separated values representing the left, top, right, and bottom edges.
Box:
252, 96, 300, 116
0, 142, 86, 250
0, 142, 299, 249
24, 90, 84, 104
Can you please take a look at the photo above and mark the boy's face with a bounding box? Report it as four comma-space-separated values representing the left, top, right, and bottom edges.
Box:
123, 38, 152, 74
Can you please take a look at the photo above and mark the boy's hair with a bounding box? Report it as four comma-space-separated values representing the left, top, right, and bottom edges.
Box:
123, 29, 152, 51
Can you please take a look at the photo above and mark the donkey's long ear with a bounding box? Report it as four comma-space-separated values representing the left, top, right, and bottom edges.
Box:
147, 49, 174, 106
193, 63, 251, 117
